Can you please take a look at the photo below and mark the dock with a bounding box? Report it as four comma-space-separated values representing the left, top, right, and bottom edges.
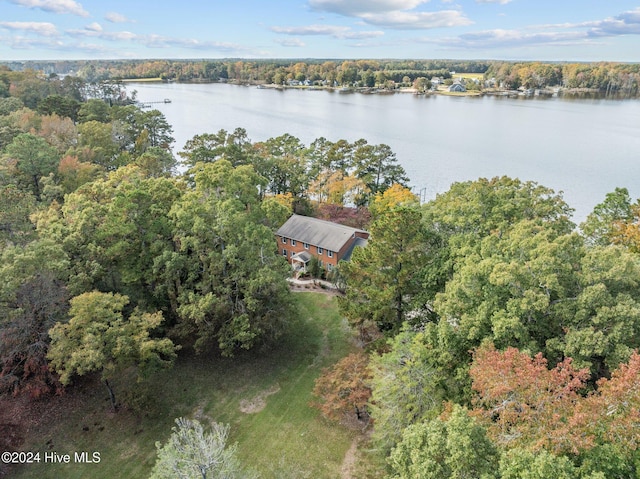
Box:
137, 99, 171, 108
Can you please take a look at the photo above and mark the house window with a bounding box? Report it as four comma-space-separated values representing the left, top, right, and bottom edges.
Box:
282, 249, 287, 256
317, 247, 323, 255
304, 243, 309, 249
282, 237, 287, 244
327, 250, 333, 258
291, 239, 297, 246
327, 263, 333, 271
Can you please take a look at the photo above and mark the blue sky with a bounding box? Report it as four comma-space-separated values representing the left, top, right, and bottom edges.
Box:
1, 0, 639, 61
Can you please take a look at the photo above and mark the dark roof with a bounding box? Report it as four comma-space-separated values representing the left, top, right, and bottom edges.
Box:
276, 214, 368, 253
341, 237, 368, 261
291, 251, 312, 263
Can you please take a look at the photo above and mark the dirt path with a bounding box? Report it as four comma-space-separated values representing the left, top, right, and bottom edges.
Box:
340, 436, 360, 479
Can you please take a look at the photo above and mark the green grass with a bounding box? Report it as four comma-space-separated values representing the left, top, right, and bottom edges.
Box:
454, 72, 485, 81
12, 293, 358, 479
438, 89, 483, 97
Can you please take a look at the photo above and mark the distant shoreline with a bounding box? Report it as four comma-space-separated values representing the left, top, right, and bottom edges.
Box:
125, 78, 617, 99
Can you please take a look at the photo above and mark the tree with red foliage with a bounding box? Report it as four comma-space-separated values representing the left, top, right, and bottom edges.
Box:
314, 203, 371, 230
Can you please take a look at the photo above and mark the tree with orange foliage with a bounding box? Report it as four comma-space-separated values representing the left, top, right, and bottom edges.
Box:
312, 352, 372, 423
369, 183, 419, 217
309, 169, 369, 207
470, 344, 590, 454
610, 203, 640, 253
471, 344, 640, 470
572, 351, 640, 452
57, 155, 102, 194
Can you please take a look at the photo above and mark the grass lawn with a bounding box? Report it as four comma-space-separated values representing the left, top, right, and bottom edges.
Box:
10, 293, 359, 479
454, 72, 485, 81
438, 90, 483, 97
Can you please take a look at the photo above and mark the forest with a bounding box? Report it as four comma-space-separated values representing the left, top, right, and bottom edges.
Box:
1, 65, 640, 478
4, 58, 640, 96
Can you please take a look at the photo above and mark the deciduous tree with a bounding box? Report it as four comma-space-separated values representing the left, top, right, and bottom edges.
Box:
369, 329, 449, 451
0, 184, 36, 247
470, 344, 589, 453
39, 166, 181, 305
161, 160, 293, 355
76, 120, 121, 170
434, 220, 640, 377
48, 291, 177, 410
388, 405, 498, 479
312, 352, 371, 422
0, 239, 70, 397
498, 448, 582, 479
580, 187, 633, 246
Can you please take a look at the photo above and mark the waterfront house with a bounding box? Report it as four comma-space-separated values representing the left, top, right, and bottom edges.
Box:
276, 214, 369, 272
448, 83, 467, 92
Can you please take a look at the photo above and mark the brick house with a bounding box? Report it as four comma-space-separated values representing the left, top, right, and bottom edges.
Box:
275, 214, 369, 272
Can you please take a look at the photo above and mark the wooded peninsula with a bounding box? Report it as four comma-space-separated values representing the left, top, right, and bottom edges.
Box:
1, 64, 640, 478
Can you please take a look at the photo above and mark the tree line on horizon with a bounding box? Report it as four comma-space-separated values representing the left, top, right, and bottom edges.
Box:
3, 58, 639, 96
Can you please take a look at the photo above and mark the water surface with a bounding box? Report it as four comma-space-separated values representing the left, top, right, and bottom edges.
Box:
130, 82, 640, 222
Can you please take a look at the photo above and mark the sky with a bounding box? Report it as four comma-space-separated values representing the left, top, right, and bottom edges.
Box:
1, 0, 639, 62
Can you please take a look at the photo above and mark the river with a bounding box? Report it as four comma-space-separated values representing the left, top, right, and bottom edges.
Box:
129, 82, 640, 223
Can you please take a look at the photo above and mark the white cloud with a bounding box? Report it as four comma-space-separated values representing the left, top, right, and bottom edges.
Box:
456, 28, 587, 48
361, 10, 472, 29
343, 29, 386, 39
0, 35, 62, 49
66, 25, 137, 41
309, 0, 429, 16
0, 34, 114, 54
308, 0, 471, 30
422, 27, 594, 51
274, 37, 306, 47
8, 0, 89, 17
584, 7, 640, 37
271, 24, 384, 39
65, 22, 138, 41
84, 22, 102, 32
418, 7, 640, 51
60, 22, 262, 56
0, 21, 59, 36
475, 0, 512, 4
272, 24, 348, 35
104, 12, 134, 24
